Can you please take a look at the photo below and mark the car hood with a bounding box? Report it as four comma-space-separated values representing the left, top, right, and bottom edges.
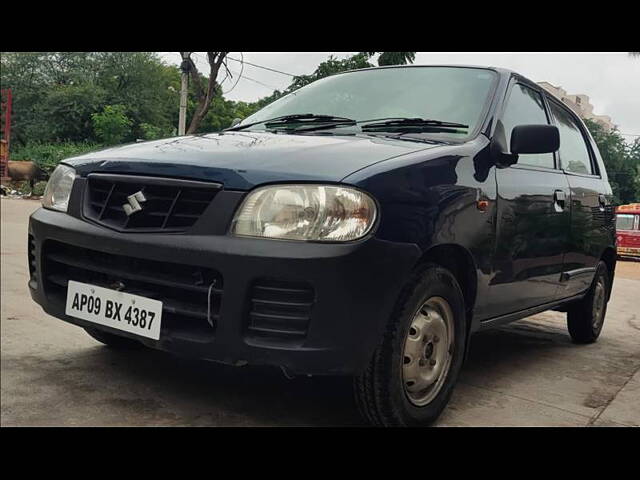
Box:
64, 131, 439, 190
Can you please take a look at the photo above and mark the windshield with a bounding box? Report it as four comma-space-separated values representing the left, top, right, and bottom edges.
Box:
616, 214, 637, 230
239, 66, 498, 139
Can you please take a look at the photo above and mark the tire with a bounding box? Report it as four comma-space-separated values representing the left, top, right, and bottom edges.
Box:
567, 261, 610, 344
84, 327, 145, 350
353, 263, 467, 426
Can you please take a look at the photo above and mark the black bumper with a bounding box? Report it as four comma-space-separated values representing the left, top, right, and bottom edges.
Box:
28, 206, 420, 376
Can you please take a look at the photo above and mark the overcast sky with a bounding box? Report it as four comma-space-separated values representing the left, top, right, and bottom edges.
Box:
159, 52, 640, 139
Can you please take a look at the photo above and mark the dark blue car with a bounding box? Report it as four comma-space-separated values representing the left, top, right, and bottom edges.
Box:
29, 65, 616, 426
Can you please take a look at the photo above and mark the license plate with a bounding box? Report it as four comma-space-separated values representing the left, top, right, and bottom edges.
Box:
65, 280, 163, 340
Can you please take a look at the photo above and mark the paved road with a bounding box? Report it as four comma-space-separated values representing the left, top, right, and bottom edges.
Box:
2, 198, 639, 426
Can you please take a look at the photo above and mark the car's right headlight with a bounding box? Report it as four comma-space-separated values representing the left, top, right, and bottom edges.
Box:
42, 164, 76, 212
231, 184, 377, 242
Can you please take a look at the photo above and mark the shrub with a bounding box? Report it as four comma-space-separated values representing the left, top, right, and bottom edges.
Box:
92, 105, 132, 145
139, 123, 169, 140
11, 141, 103, 174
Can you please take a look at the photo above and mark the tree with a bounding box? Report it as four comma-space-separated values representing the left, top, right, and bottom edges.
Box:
246, 51, 417, 113
180, 52, 230, 134
1, 52, 180, 146
92, 105, 132, 145
584, 118, 640, 204
363, 52, 416, 66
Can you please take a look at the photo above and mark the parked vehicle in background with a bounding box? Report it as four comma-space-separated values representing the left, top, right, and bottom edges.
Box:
616, 203, 640, 259
28, 65, 617, 426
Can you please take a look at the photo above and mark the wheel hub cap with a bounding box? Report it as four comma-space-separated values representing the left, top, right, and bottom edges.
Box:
402, 296, 454, 406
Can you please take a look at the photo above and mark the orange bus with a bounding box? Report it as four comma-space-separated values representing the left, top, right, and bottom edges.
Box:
616, 203, 640, 259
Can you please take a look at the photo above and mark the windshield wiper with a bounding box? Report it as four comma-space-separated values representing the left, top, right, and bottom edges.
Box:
225, 113, 356, 132
286, 116, 470, 134
360, 117, 469, 131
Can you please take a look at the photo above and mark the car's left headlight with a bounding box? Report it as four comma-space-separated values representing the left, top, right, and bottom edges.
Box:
231, 184, 377, 242
42, 164, 76, 212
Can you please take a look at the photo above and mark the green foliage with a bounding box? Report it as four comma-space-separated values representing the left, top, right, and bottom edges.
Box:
584, 119, 640, 204
2, 52, 179, 147
11, 141, 103, 174
139, 123, 174, 140
363, 52, 416, 66
247, 51, 416, 111
91, 105, 132, 145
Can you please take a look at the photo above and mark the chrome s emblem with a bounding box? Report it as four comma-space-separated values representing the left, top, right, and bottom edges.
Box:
123, 191, 147, 216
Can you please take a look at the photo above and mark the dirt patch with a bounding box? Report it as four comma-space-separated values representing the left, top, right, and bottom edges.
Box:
616, 259, 640, 281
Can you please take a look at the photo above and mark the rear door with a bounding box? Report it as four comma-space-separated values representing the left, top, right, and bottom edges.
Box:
546, 99, 614, 298
489, 80, 571, 315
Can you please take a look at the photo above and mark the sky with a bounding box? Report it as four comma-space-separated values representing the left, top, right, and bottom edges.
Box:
159, 52, 640, 140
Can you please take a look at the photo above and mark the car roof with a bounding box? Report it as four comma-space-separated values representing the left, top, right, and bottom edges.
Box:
336, 63, 515, 77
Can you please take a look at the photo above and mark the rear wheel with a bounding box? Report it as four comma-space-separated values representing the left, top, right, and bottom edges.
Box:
567, 261, 610, 344
353, 263, 466, 426
84, 327, 145, 350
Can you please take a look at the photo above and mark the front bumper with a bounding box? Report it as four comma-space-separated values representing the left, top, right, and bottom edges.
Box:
28, 204, 420, 376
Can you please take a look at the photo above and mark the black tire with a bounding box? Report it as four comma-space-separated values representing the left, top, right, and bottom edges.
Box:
567, 261, 610, 344
84, 327, 145, 350
353, 263, 467, 427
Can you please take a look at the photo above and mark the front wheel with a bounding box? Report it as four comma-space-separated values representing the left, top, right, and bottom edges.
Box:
567, 261, 610, 344
353, 263, 466, 426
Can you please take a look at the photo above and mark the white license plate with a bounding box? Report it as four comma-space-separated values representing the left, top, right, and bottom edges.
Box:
65, 280, 163, 340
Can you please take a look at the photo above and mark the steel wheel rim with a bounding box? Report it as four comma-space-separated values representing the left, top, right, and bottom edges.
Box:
402, 296, 455, 407
592, 278, 606, 330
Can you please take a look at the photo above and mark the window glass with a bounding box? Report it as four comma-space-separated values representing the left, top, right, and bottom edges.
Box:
501, 84, 554, 168
549, 102, 593, 174
240, 67, 497, 140
616, 214, 636, 230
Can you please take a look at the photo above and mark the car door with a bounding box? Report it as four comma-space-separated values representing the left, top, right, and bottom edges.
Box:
547, 99, 614, 298
488, 80, 571, 316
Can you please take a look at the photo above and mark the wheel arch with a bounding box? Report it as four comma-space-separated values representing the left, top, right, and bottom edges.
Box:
415, 243, 478, 330
600, 246, 616, 300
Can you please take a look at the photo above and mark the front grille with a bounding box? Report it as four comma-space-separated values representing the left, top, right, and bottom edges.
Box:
28, 234, 37, 281
84, 174, 221, 232
247, 279, 314, 342
42, 241, 222, 336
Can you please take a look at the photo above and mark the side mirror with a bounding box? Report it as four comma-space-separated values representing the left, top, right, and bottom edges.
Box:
510, 124, 559, 155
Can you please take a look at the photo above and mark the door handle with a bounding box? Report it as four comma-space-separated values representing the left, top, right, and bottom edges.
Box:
598, 194, 607, 206
554, 190, 566, 203
598, 194, 607, 212
553, 190, 566, 212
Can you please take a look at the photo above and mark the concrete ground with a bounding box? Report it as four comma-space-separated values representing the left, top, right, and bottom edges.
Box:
2, 197, 639, 426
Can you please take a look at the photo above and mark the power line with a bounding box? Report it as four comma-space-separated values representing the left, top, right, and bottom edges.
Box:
234, 73, 281, 91
222, 53, 244, 95
186, 53, 281, 93
226, 55, 295, 77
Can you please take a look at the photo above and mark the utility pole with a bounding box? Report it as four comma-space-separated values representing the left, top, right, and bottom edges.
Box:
178, 52, 191, 136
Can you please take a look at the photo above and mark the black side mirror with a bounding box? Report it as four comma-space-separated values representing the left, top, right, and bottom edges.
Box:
510, 124, 559, 155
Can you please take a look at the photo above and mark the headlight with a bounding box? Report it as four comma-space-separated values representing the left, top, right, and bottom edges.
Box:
42, 164, 76, 212
231, 184, 377, 242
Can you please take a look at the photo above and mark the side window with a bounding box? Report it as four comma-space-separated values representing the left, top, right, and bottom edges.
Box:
549, 102, 594, 175
501, 83, 555, 169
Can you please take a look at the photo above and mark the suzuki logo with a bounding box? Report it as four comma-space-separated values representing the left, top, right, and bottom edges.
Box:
123, 191, 146, 216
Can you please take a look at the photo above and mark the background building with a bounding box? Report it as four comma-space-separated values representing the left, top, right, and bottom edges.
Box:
537, 81, 616, 132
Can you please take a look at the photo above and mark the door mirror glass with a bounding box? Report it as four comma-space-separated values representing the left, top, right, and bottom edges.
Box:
510, 124, 559, 155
